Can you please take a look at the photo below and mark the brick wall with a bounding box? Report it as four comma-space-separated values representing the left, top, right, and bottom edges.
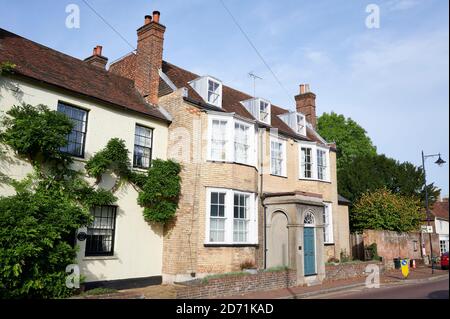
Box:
362, 229, 440, 263
176, 269, 297, 299
325, 261, 385, 282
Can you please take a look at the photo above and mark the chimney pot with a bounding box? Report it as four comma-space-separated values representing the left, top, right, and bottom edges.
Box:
94, 45, 103, 56
145, 15, 152, 25
153, 11, 161, 23
299, 84, 305, 94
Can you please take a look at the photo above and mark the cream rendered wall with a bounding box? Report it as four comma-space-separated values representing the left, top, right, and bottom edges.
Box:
0, 76, 168, 282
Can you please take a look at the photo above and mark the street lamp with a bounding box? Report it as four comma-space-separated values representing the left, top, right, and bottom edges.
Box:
421, 152, 446, 274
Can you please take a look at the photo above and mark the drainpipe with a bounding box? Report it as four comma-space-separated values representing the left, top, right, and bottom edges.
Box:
259, 127, 267, 269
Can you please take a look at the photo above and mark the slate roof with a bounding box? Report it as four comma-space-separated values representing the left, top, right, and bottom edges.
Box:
0, 28, 169, 122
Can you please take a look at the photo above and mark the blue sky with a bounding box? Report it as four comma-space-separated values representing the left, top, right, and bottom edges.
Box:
1, 0, 448, 196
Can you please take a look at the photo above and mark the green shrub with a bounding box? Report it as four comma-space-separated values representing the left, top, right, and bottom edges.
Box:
137, 159, 181, 224
0, 187, 91, 298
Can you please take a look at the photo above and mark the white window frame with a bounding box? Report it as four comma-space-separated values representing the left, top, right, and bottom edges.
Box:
270, 136, 287, 177
259, 100, 271, 124
296, 113, 306, 136
207, 115, 256, 167
205, 188, 258, 245
299, 142, 331, 182
207, 78, 222, 107
323, 202, 334, 244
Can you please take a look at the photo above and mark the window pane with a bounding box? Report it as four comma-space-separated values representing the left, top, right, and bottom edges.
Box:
233, 193, 250, 243
57, 102, 87, 157
134, 125, 153, 168
85, 206, 117, 256
211, 120, 227, 160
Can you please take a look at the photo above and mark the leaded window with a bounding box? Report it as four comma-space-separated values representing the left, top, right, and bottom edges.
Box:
133, 125, 153, 169
57, 102, 88, 157
304, 211, 315, 225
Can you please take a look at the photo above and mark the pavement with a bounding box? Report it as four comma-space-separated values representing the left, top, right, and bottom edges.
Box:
217, 266, 449, 299
312, 276, 449, 299
74, 266, 448, 299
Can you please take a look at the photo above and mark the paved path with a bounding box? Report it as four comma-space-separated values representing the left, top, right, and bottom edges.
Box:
312, 276, 449, 299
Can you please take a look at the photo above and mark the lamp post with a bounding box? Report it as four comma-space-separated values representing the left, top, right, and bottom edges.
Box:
421, 151, 446, 274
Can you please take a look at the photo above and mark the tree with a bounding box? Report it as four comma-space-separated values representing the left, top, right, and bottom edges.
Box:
352, 188, 425, 232
317, 112, 377, 170
0, 104, 115, 298
338, 154, 440, 208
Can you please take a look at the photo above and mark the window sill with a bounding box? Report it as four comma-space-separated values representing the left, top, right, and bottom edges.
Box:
204, 243, 259, 248
270, 174, 288, 179
299, 178, 332, 184
324, 243, 335, 246
83, 255, 118, 261
206, 160, 257, 170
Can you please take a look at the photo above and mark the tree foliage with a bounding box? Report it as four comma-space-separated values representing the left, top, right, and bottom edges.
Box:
0, 177, 91, 299
1, 104, 73, 165
338, 154, 440, 206
0, 104, 115, 298
317, 112, 377, 170
352, 188, 425, 232
138, 159, 182, 224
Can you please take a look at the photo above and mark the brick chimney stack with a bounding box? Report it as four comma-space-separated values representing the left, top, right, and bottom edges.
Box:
295, 84, 317, 129
84, 45, 108, 69
135, 11, 166, 106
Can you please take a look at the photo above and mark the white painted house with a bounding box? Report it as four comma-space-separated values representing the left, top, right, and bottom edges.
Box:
0, 27, 170, 288
431, 199, 449, 254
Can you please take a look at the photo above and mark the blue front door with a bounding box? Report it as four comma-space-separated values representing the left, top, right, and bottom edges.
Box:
304, 227, 316, 276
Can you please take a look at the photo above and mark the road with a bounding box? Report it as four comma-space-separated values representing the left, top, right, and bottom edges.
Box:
313, 276, 449, 299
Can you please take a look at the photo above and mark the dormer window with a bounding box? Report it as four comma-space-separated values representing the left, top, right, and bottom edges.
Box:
296, 113, 306, 136
260, 100, 270, 123
241, 98, 271, 125
277, 111, 307, 136
189, 76, 223, 108
208, 79, 221, 105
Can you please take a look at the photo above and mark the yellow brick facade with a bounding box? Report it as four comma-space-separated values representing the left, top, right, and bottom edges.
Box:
159, 89, 349, 282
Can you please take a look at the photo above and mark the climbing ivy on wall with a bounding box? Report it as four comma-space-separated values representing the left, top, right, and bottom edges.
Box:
0, 103, 181, 298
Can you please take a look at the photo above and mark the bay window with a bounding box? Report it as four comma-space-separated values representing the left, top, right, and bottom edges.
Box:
206, 188, 257, 245
270, 137, 286, 177
208, 115, 255, 166
301, 147, 313, 179
211, 119, 228, 161
234, 122, 251, 164
317, 149, 327, 180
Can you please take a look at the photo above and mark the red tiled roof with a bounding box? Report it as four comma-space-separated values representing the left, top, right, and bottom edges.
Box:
0, 28, 169, 122
431, 201, 449, 221
161, 61, 324, 143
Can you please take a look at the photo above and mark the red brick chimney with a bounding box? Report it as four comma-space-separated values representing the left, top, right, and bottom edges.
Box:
135, 11, 166, 106
84, 45, 108, 69
295, 84, 317, 129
